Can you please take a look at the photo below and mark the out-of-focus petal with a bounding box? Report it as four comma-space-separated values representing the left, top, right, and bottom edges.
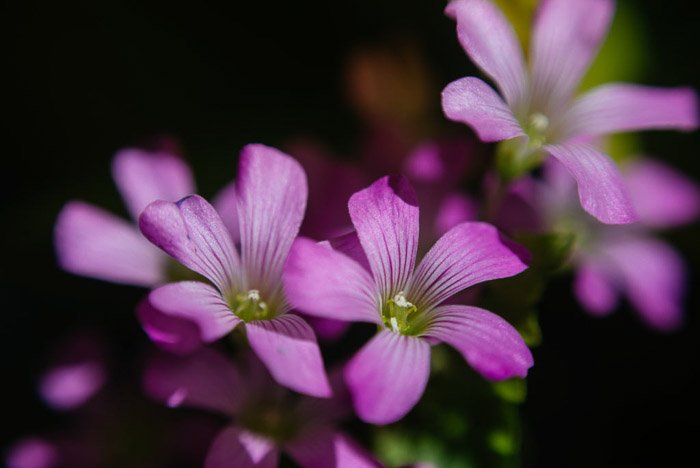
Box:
563, 84, 698, 138
112, 148, 195, 221
55, 201, 165, 287
426, 305, 533, 380
603, 237, 686, 331
236, 144, 307, 294
286, 430, 379, 468
246, 314, 331, 398
445, 0, 527, 106
573, 261, 619, 316
6, 438, 58, 468
325, 231, 372, 273
625, 159, 700, 229
530, 0, 614, 109
144, 348, 244, 417
349, 176, 419, 297
148, 282, 239, 343
205, 426, 278, 468
136, 298, 202, 355
410, 223, 528, 310
544, 144, 637, 224
212, 181, 240, 244
39, 361, 105, 411
139, 195, 241, 293
284, 238, 379, 324
433, 193, 479, 237
344, 330, 430, 424
442, 77, 525, 142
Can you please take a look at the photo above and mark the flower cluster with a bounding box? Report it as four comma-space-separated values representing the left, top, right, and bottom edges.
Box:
36, 0, 697, 467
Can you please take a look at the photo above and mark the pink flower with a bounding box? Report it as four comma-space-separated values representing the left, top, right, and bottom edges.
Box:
145, 349, 379, 468
441, 0, 697, 224
549, 159, 699, 331
138, 144, 331, 397
284, 176, 533, 424
54, 148, 196, 287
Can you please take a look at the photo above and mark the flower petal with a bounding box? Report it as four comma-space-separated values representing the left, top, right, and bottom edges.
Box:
6, 438, 58, 468
286, 430, 379, 468
573, 261, 619, 316
236, 144, 307, 294
148, 281, 239, 343
544, 143, 637, 224
139, 195, 241, 293
625, 159, 700, 229
325, 230, 372, 273
284, 238, 379, 323
442, 77, 525, 142
410, 222, 528, 309
112, 148, 195, 221
563, 84, 698, 138
144, 348, 244, 417
212, 181, 240, 243
246, 314, 331, 398
205, 426, 278, 468
433, 193, 479, 238
426, 305, 533, 380
55, 201, 165, 287
136, 298, 203, 355
344, 330, 431, 424
445, 0, 527, 106
39, 361, 105, 411
530, 0, 614, 108
348, 176, 419, 297
602, 236, 686, 331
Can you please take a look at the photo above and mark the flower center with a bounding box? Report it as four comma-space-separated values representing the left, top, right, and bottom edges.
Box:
231, 289, 270, 322
381, 292, 418, 334
526, 112, 549, 147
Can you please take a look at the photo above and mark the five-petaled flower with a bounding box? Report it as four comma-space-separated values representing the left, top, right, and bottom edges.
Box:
138, 144, 331, 398
442, 0, 697, 224
284, 175, 533, 424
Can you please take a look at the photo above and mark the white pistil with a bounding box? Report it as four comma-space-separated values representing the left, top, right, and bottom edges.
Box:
529, 112, 549, 133
247, 289, 260, 301
393, 292, 413, 308
390, 317, 400, 333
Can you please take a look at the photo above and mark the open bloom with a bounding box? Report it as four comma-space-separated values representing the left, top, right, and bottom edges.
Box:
54, 148, 195, 287
284, 176, 533, 424
138, 144, 330, 397
442, 0, 697, 224
145, 349, 378, 468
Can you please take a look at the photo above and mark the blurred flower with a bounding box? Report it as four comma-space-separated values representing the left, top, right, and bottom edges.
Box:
284, 176, 532, 424
145, 348, 379, 468
505, 157, 699, 330
138, 144, 330, 397
442, 0, 697, 224
38, 334, 106, 411
6, 438, 58, 468
55, 148, 195, 287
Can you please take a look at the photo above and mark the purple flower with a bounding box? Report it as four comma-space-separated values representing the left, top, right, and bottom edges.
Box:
441, 0, 697, 224
38, 334, 106, 411
138, 144, 331, 397
6, 438, 58, 468
145, 349, 379, 468
55, 148, 196, 287
511, 157, 699, 331
563, 159, 699, 331
284, 176, 533, 424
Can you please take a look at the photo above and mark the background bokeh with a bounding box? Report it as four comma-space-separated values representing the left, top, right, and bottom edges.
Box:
5, 0, 699, 466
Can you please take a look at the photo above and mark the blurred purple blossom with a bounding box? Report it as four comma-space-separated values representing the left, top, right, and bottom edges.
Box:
284, 176, 532, 424
54, 148, 195, 287
145, 348, 379, 468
